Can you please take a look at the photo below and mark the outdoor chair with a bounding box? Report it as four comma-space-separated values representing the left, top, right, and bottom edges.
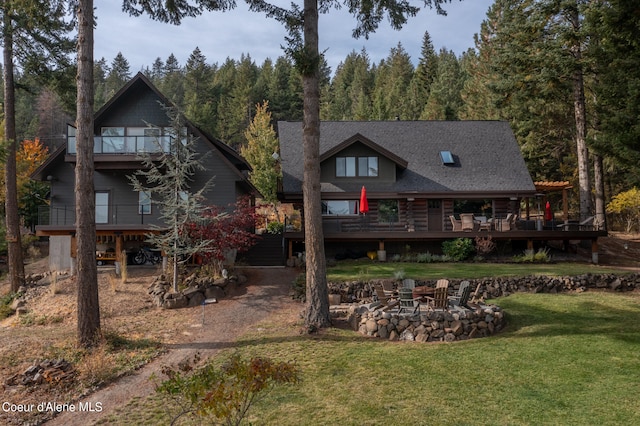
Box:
449, 280, 471, 309
460, 213, 476, 231
424, 285, 449, 311
398, 288, 421, 314
372, 283, 399, 311
450, 215, 462, 231
557, 216, 595, 231
402, 278, 416, 289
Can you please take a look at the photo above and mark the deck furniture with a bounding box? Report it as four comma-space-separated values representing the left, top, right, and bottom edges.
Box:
460, 213, 476, 231
450, 215, 462, 231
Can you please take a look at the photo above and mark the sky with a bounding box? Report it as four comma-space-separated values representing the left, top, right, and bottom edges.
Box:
94, 0, 494, 74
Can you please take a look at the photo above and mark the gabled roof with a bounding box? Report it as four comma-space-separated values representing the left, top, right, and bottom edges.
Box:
32, 73, 257, 195
278, 120, 536, 196
95, 72, 251, 173
319, 133, 408, 169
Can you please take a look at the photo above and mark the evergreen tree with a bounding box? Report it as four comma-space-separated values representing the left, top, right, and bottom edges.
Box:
406, 31, 437, 119
75, 0, 101, 348
371, 43, 414, 120
159, 53, 185, 107
420, 48, 463, 120
93, 57, 109, 110
241, 101, 280, 206
128, 106, 216, 290
104, 52, 131, 99
184, 47, 215, 132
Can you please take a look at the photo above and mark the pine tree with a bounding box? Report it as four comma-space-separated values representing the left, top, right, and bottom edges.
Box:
104, 52, 131, 99
241, 101, 280, 207
128, 106, 216, 290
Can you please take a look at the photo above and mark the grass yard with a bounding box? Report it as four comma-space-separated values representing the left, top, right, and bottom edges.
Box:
326, 260, 633, 281
102, 288, 640, 425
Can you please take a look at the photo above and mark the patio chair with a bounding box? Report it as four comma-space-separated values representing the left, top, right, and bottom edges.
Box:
556, 216, 595, 231
402, 278, 416, 289
424, 285, 449, 311
372, 283, 399, 311
424, 279, 449, 310
497, 213, 515, 231
460, 213, 476, 231
398, 288, 421, 314
449, 280, 471, 309
450, 215, 462, 231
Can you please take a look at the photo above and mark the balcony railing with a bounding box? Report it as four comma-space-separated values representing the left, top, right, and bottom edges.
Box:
67, 136, 173, 155
38, 204, 163, 227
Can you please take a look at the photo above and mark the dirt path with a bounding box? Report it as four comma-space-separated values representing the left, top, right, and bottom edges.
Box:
44, 267, 301, 426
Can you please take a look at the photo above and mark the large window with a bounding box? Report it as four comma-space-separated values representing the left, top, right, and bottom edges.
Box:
322, 200, 358, 215
101, 127, 125, 153
336, 156, 378, 177
95, 192, 109, 224
139, 191, 151, 214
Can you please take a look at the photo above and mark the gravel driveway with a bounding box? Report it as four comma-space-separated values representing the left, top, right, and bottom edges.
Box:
44, 267, 301, 426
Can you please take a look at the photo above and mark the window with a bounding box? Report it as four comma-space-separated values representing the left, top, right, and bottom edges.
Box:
139, 191, 151, 214
322, 200, 358, 215
378, 200, 399, 223
336, 156, 378, 177
101, 127, 125, 153
336, 157, 356, 177
95, 192, 109, 224
440, 150, 455, 165
358, 157, 378, 176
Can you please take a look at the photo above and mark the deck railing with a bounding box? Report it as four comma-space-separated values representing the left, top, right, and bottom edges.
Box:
38, 204, 163, 227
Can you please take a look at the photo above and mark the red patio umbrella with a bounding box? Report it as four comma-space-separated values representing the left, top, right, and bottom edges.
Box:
544, 201, 553, 221
359, 186, 369, 214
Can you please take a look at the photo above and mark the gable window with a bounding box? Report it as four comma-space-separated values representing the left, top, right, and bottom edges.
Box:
139, 191, 152, 214
322, 200, 358, 215
336, 157, 356, 177
358, 157, 378, 176
336, 156, 378, 177
95, 191, 109, 224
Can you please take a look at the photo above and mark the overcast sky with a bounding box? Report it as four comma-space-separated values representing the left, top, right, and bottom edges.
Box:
94, 0, 493, 74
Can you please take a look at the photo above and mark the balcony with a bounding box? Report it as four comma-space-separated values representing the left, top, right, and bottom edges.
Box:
67, 136, 173, 155
37, 203, 164, 232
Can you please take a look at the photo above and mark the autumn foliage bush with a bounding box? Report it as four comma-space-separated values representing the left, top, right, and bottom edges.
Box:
185, 196, 260, 273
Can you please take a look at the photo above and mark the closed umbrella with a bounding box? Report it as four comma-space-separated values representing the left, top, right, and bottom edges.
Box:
359, 186, 369, 214
545, 201, 553, 222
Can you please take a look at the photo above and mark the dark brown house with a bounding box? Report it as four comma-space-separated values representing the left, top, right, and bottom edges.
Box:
277, 121, 606, 262
32, 73, 257, 271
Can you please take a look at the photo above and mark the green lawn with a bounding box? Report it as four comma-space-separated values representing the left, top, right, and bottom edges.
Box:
327, 260, 632, 281
100, 262, 640, 425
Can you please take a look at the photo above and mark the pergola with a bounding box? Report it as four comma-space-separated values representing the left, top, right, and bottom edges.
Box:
531, 181, 573, 223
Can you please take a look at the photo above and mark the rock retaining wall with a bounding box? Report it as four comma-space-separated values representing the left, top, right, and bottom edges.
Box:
148, 272, 247, 309
346, 303, 505, 342
328, 273, 640, 304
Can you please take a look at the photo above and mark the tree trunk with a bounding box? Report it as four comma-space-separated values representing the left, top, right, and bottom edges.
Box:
302, 0, 330, 329
76, 0, 100, 348
569, 6, 592, 221
3, 6, 25, 293
593, 153, 606, 231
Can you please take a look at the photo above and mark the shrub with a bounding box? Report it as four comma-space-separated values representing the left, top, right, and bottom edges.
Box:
512, 248, 551, 263
155, 353, 300, 426
442, 238, 475, 261
291, 273, 306, 301
266, 221, 284, 234
0, 292, 20, 320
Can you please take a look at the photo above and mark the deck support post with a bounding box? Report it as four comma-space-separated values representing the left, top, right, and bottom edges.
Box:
527, 239, 534, 251
591, 239, 599, 264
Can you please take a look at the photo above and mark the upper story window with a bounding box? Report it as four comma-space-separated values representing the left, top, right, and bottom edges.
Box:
67, 124, 183, 154
336, 156, 378, 177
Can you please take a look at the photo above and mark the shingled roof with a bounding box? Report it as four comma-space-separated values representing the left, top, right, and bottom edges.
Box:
278, 120, 536, 196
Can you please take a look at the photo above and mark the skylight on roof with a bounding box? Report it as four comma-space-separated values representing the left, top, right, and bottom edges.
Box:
440, 150, 455, 165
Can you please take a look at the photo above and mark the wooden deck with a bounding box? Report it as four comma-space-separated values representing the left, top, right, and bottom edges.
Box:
284, 228, 608, 263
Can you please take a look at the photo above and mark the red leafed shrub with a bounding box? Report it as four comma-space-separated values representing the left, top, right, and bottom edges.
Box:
185, 196, 260, 269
